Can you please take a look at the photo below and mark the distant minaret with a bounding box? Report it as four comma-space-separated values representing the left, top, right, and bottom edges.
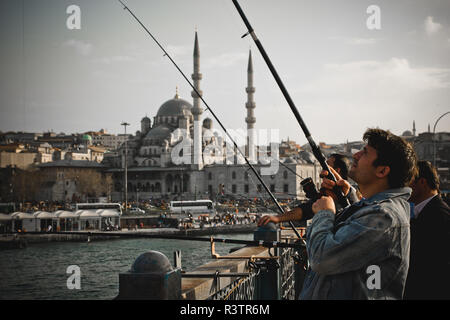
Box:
245, 50, 256, 162
191, 31, 203, 169
413, 120, 416, 136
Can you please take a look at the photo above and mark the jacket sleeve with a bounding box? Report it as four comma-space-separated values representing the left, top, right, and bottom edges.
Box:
306, 208, 394, 275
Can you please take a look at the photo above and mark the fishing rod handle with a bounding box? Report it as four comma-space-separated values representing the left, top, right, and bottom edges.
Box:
309, 137, 350, 207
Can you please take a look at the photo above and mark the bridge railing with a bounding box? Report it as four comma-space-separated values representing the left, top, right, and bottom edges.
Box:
116, 224, 306, 300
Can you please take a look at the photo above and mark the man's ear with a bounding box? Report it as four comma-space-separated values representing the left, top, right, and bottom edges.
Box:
376, 166, 390, 179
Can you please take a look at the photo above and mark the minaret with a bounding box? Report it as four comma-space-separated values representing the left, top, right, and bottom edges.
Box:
191, 31, 203, 169
245, 50, 256, 162
413, 120, 416, 136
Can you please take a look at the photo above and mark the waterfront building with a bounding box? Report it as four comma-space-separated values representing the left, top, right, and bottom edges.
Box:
37, 160, 112, 203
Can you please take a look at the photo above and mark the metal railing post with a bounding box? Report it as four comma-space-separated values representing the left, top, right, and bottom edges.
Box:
116, 250, 181, 300
253, 222, 280, 300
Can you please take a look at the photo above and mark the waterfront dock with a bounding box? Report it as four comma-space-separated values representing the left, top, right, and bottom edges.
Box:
0, 223, 257, 248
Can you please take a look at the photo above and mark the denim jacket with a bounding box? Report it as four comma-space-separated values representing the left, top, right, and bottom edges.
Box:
299, 187, 411, 300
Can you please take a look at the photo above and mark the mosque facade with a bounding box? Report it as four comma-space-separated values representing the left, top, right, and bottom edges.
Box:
107, 32, 321, 202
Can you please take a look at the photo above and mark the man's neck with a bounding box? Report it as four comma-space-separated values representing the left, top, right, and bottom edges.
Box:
413, 190, 438, 206
360, 181, 390, 199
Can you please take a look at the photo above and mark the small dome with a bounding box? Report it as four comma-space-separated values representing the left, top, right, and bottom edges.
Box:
141, 116, 151, 123
402, 130, 413, 137
131, 251, 173, 274
203, 118, 213, 129
299, 151, 315, 164
283, 157, 297, 164
145, 125, 172, 140
82, 134, 92, 141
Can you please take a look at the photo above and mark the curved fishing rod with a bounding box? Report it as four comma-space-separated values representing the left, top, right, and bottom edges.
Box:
232, 0, 350, 209
15, 231, 305, 249
116, 0, 302, 240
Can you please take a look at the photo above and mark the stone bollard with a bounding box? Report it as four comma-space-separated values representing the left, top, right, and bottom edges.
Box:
116, 250, 181, 300
253, 222, 281, 300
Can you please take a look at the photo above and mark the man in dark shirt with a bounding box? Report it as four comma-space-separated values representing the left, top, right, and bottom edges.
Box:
404, 160, 450, 299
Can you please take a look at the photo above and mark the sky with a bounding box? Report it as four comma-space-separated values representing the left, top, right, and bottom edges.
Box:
0, 0, 449, 145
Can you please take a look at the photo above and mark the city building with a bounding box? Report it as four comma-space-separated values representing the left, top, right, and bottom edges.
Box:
37, 160, 112, 202
92, 133, 131, 150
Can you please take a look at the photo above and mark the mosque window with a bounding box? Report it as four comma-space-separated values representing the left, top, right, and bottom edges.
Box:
232, 171, 236, 179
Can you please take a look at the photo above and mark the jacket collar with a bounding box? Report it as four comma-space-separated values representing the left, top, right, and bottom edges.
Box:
334, 187, 412, 226
357, 187, 412, 207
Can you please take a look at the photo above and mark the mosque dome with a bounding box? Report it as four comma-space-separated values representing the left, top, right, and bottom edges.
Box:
141, 116, 151, 123
156, 94, 193, 118
283, 157, 297, 164
299, 151, 315, 164
402, 130, 413, 137
82, 134, 92, 142
203, 118, 213, 129
145, 124, 172, 140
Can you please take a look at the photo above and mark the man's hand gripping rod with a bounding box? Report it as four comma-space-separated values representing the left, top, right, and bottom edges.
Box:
232, 0, 350, 208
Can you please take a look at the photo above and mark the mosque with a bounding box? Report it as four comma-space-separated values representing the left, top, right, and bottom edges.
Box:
107, 32, 321, 202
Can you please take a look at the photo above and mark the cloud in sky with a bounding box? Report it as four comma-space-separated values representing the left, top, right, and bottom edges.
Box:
288, 57, 450, 142
204, 52, 247, 69
62, 39, 93, 56
166, 44, 192, 58
93, 55, 134, 64
299, 58, 450, 97
295, 57, 450, 126
424, 16, 442, 35
330, 36, 379, 45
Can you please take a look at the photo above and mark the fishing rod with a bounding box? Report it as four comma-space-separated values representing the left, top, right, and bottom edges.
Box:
116, 0, 302, 240
17, 231, 305, 249
232, 0, 350, 209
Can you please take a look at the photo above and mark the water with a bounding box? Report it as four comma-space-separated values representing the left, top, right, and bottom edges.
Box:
0, 233, 253, 300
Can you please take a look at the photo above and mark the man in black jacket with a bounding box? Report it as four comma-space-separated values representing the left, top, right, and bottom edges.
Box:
405, 160, 450, 299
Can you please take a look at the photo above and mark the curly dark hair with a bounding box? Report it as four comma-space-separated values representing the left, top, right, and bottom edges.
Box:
363, 128, 418, 189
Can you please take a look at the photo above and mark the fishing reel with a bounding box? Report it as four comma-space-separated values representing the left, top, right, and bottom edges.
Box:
297, 177, 324, 221
301, 177, 322, 201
